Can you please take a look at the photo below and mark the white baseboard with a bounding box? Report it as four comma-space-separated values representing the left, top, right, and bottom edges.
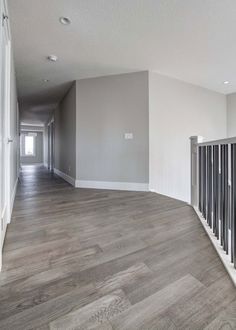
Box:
150, 189, 158, 193
1, 204, 7, 248
54, 169, 148, 192
75, 180, 149, 191
1, 177, 18, 256
54, 168, 76, 187
21, 162, 44, 166
149, 188, 188, 203
9, 178, 18, 224
193, 206, 236, 287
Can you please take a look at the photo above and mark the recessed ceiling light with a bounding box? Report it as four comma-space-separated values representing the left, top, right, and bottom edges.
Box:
47, 55, 58, 62
59, 17, 71, 25
223, 81, 229, 85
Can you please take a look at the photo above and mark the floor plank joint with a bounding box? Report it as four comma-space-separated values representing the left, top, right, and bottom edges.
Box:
0, 165, 235, 329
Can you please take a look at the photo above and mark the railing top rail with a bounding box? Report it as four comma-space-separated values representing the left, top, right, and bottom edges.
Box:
198, 136, 236, 147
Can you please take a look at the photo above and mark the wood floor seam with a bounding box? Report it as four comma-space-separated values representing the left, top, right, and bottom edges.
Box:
0, 165, 235, 329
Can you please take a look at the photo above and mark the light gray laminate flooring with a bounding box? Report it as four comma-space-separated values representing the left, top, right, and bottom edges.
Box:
0, 165, 235, 329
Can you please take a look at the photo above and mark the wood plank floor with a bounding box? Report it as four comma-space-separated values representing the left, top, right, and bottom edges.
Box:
0, 165, 235, 329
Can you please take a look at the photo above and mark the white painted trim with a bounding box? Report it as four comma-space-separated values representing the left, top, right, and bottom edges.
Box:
9, 178, 18, 224
47, 116, 54, 125
54, 168, 76, 186
193, 206, 236, 287
75, 180, 149, 191
21, 163, 44, 166
21, 122, 45, 127
149, 189, 157, 193
1, 205, 7, 248
149, 188, 187, 203
21, 128, 44, 132
3, 0, 11, 41
0, 176, 16, 248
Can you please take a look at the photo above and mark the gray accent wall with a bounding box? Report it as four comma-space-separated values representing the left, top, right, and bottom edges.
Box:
54, 83, 76, 178
76, 71, 149, 183
43, 125, 48, 167
52, 70, 227, 202
20, 131, 44, 164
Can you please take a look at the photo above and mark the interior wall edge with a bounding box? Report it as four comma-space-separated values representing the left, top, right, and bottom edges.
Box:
53, 168, 76, 187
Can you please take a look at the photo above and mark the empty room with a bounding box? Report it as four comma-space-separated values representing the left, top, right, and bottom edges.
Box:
0, 0, 236, 329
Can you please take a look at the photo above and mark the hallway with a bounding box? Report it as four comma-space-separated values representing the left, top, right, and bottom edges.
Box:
0, 165, 235, 329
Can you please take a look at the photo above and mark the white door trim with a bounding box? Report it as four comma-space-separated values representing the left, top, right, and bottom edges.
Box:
0, 0, 11, 270
3, 0, 11, 226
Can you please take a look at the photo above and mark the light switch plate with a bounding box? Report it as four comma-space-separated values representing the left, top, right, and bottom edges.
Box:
124, 133, 133, 140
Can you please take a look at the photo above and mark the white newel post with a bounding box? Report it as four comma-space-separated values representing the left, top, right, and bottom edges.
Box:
190, 136, 203, 207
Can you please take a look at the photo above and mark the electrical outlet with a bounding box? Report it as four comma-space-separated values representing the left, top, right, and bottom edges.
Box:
124, 133, 133, 140
68, 166, 71, 172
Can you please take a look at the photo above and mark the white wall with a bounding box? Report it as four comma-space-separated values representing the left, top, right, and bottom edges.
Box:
149, 72, 227, 203
227, 93, 236, 137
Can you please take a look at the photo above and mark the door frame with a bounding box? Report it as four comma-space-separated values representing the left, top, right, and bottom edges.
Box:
4, 2, 11, 225
47, 119, 54, 171
0, 0, 11, 269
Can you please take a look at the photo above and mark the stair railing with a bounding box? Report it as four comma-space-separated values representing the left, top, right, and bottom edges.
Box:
190, 136, 236, 286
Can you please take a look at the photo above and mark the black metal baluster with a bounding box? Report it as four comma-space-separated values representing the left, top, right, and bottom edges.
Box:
231, 144, 233, 263
231, 144, 236, 267
213, 145, 219, 238
224, 145, 229, 254
218, 145, 221, 242
220, 145, 225, 248
228, 144, 232, 261
199, 146, 202, 213
207, 146, 213, 228
203, 146, 207, 219
206, 146, 209, 224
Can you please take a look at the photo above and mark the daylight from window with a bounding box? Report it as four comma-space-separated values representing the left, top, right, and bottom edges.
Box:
25, 136, 34, 155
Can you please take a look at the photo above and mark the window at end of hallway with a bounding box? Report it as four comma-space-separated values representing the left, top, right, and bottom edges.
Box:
20, 133, 36, 157
25, 136, 35, 156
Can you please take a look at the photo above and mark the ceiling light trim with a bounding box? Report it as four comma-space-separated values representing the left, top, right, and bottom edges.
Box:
47, 55, 58, 62
59, 17, 71, 25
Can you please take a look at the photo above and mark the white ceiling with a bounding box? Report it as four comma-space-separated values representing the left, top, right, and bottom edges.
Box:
8, 0, 236, 124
